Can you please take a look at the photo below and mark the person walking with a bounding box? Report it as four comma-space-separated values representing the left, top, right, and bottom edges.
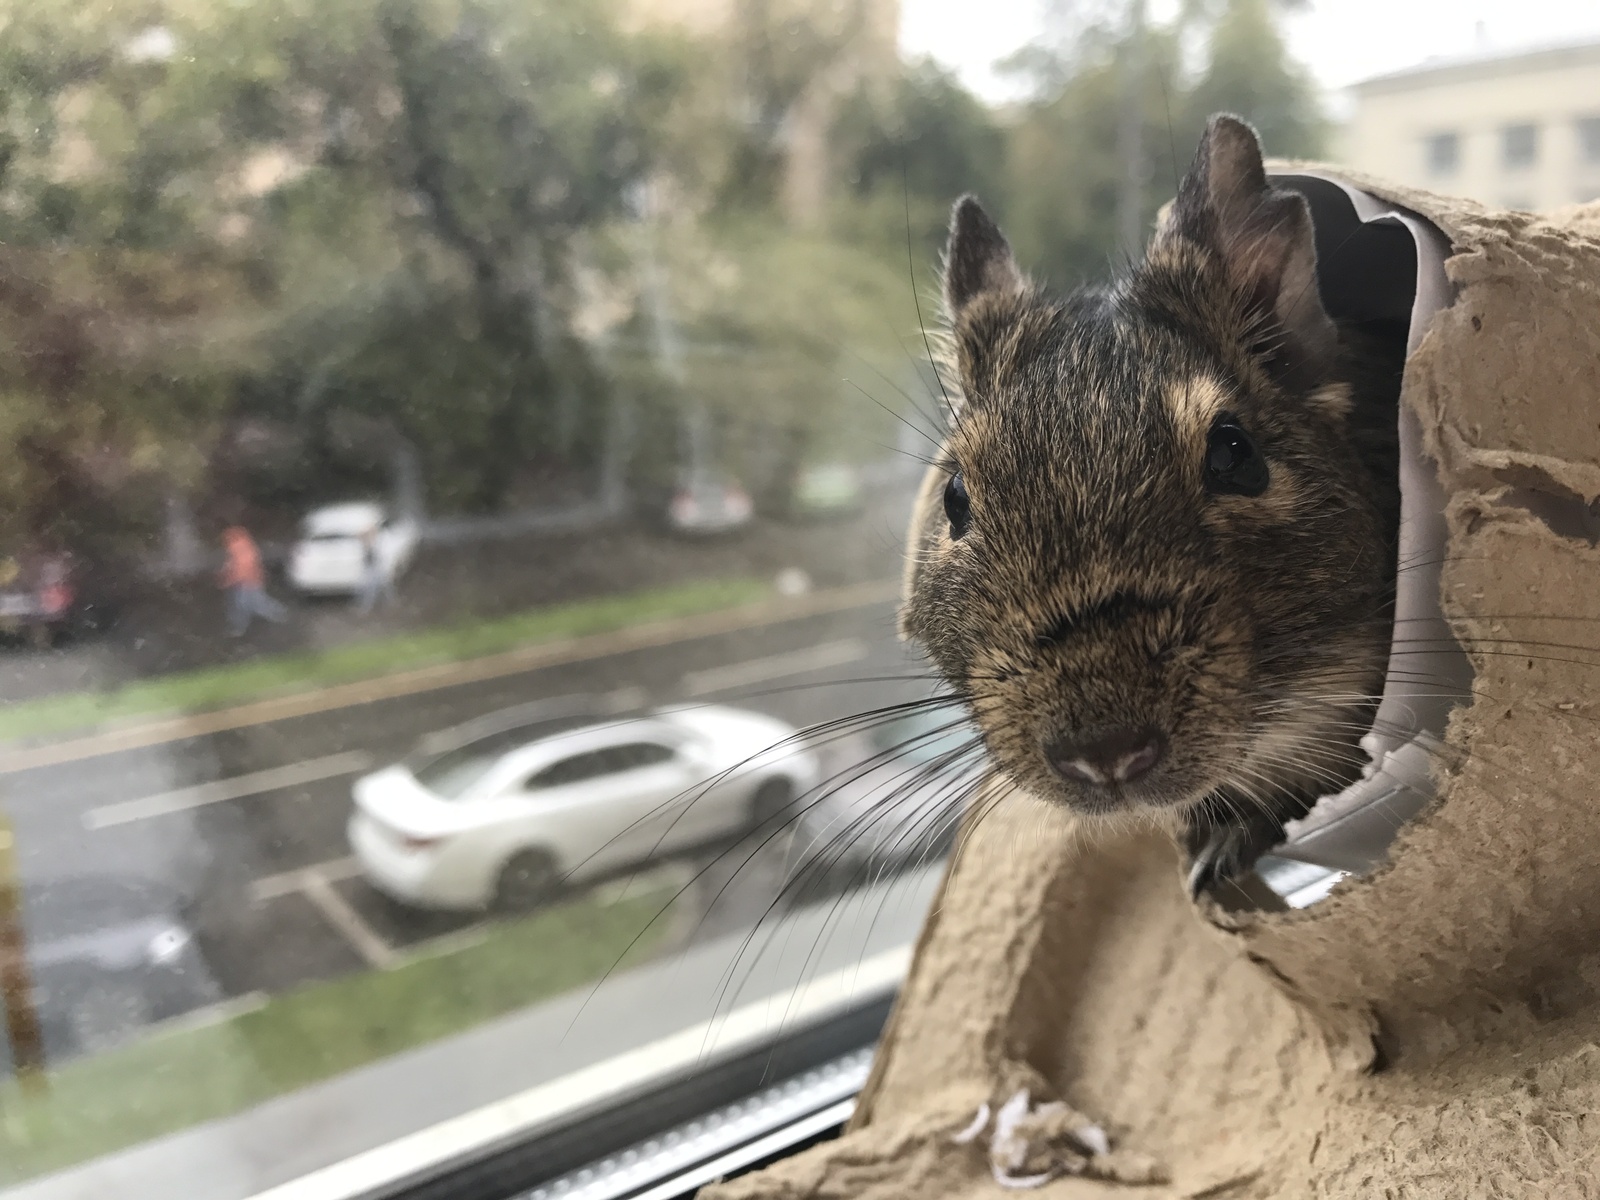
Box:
220, 525, 288, 636
353, 524, 396, 616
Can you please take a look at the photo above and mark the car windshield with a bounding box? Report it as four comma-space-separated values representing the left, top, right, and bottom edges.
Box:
402, 714, 606, 786
0, 2, 1584, 1198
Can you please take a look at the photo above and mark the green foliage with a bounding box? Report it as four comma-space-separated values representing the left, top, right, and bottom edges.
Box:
711, 0, 878, 212
1003, 28, 1185, 286
829, 57, 1007, 258
1183, 0, 1326, 163
0, 0, 1324, 553
1001, 0, 1327, 287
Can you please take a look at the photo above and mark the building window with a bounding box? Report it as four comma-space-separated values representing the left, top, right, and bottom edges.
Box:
1578, 116, 1600, 165
1502, 123, 1538, 169
1425, 131, 1459, 176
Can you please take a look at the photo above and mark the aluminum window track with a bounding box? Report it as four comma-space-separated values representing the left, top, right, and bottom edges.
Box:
517, 1046, 872, 1200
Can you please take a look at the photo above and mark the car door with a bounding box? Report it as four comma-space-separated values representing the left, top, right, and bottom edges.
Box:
520, 737, 696, 872
604, 739, 707, 860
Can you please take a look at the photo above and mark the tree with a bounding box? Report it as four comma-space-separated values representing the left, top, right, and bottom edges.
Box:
829, 57, 1006, 255
0, 0, 257, 562
1182, 0, 1325, 164
0, 0, 983, 552
1000, 0, 1325, 287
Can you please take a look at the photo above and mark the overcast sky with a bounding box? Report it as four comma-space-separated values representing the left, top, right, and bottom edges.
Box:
900, 0, 1600, 108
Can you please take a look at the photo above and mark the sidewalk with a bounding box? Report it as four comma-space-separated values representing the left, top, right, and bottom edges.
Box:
0, 481, 920, 708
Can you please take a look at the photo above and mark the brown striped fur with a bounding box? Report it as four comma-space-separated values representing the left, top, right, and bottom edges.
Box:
901, 116, 1404, 894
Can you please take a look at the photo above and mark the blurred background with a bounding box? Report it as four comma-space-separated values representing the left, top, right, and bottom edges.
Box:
0, 0, 1597, 1194
1, 0, 1595, 659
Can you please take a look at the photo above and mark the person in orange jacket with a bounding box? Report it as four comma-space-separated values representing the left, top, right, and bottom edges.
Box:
220, 526, 288, 636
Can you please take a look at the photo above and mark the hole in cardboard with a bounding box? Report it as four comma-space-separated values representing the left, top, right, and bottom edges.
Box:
1489, 468, 1600, 546
1368, 1024, 1396, 1075
1214, 177, 1477, 914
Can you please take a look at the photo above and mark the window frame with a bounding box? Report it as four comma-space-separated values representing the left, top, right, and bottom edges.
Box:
369, 995, 893, 1200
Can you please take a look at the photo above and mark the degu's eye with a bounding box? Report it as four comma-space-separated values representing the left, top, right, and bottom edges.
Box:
943, 472, 971, 538
1204, 414, 1270, 497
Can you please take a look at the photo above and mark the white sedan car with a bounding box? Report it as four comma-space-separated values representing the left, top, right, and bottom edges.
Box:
287, 501, 419, 596
781, 706, 984, 901
349, 701, 820, 911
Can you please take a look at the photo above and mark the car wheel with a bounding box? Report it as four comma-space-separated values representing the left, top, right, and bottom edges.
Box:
749, 777, 795, 833
67, 976, 152, 1055
494, 849, 562, 912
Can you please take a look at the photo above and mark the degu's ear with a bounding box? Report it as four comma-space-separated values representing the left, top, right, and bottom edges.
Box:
1158, 114, 1336, 379
942, 195, 1024, 324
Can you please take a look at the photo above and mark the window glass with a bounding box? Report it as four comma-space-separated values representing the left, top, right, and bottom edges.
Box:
1424, 131, 1459, 176
1502, 122, 1538, 168
0, 4, 1594, 1198
1578, 116, 1600, 165
528, 750, 620, 789
412, 747, 504, 799
610, 742, 677, 770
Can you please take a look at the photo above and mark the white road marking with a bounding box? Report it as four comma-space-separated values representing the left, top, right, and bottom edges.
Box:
301, 872, 396, 970
83, 752, 374, 830
243, 943, 910, 1200
602, 684, 649, 713
253, 856, 484, 972
680, 638, 870, 697
250, 856, 363, 902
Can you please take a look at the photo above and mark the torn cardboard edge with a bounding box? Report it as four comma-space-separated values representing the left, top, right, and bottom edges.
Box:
1255, 172, 1476, 890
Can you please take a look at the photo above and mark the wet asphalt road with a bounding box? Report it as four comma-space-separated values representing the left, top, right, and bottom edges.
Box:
0, 594, 933, 1033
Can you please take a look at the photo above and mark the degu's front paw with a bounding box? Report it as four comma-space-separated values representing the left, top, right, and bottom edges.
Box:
1184, 811, 1286, 900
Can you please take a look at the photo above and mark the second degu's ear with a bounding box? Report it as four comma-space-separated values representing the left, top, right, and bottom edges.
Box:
942, 195, 1024, 324
1157, 114, 1336, 380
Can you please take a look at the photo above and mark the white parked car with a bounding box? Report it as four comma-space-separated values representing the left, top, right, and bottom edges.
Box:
287, 501, 419, 596
349, 700, 820, 911
781, 706, 984, 902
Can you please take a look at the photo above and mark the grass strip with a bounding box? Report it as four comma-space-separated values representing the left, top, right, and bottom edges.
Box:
0, 576, 769, 744
0, 887, 673, 1185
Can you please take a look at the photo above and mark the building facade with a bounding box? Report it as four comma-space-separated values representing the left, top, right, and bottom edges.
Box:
1339, 39, 1600, 212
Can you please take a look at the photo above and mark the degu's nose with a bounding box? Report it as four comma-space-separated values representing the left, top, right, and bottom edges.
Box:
1045, 726, 1165, 787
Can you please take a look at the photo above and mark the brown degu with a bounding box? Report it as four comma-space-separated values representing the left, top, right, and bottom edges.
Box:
901, 115, 1406, 895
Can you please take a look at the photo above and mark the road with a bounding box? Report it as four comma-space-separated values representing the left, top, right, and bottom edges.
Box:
0, 587, 939, 1044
